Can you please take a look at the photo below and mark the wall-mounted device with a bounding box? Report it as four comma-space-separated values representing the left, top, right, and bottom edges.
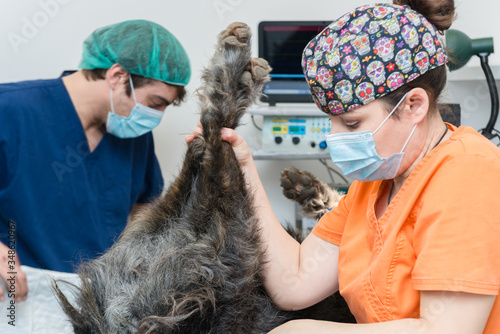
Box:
250, 105, 331, 159
262, 116, 330, 153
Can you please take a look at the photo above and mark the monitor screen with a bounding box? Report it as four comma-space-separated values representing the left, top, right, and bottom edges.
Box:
258, 21, 331, 105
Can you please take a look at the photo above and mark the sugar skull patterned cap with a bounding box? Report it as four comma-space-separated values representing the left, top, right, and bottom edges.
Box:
302, 3, 448, 115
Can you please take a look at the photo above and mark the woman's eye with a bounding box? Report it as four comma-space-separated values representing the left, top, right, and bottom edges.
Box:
345, 122, 359, 129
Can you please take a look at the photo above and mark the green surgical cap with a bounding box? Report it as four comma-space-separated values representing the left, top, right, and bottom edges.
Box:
79, 20, 191, 86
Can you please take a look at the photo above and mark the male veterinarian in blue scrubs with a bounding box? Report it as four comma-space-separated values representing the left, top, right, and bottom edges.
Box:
0, 20, 191, 302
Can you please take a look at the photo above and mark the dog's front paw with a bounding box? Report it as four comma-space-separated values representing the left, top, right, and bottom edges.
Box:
280, 167, 343, 220
218, 22, 250, 47
241, 57, 271, 87
280, 168, 318, 204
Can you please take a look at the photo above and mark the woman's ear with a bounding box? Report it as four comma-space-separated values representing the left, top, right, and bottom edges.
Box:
402, 88, 429, 124
106, 64, 129, 90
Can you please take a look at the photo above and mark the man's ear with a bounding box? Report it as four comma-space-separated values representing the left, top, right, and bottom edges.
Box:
106, 64, 129, 90
402, 88, 429, 125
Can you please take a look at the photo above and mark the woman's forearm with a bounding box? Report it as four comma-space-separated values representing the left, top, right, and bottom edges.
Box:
269, 291, 495, 333
269, 318, 423, 334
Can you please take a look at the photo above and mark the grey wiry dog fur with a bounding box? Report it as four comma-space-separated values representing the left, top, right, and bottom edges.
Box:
53, 22, 353, 333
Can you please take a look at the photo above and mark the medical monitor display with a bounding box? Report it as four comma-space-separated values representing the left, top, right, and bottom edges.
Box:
258, 21, 330, 105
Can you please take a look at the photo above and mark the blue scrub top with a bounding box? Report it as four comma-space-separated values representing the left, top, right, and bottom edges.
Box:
0, 78, 164, 272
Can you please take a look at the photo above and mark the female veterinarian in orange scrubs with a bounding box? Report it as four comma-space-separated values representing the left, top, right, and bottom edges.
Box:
212, 0, 500, 332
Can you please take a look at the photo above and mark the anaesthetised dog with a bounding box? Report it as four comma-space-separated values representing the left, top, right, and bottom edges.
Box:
53, 22, 353, 333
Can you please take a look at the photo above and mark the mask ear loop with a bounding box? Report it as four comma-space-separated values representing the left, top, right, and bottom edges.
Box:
399, 123, 418, 153
128, 75, 138, 104
109, 88, 115, 113
372, 92, 410, 136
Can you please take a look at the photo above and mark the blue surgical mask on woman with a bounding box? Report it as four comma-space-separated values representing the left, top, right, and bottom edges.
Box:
106, 76, 164, 138
325, 94, 417, 181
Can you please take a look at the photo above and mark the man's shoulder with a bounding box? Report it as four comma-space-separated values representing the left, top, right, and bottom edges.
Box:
0, 78, 65, 136
0, 78, 63, 102
0, 78, 65, 115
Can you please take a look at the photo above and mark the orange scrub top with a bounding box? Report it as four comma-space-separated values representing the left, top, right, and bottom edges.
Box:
313, 125, 500, 332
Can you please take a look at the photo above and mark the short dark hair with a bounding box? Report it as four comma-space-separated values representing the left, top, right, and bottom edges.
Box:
81, 68, 186, 106
380, 65, 447, 117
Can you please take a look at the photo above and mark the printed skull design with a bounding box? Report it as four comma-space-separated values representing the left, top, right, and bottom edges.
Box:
326, 48, 341, 67
395, 49, 413, 73
328, 100, 344, 115
366, 60, 386, 86
422, 33, 436, 55
316, 67, 334, 89
374, 37, 395, 62
313, 86, 327, 106
380, 15, 401, 35
405, 10, 422, 26
341, 55, 362, 80
302, 4, 450, 116
331, 13, 351, 31
314, 36, 327, 58
351, 33, 371, 55
347, 104, 361, 112
322, 33, 339, 52
402, 25, 419, 48
339, 34, 356, 46
386, 72, 405, 91
415, 51, 430, 73
367, 21, 380, 34
355, 82, 375, 105
407, 73, 420, 82
312, 95, 323, 110
349, 13, 370, 34
306, 58, 318, 78
334, 80, 354, 103
436, 48, 447, 66
373, 5, 394, 19
301, 49, 311, 69
421, 17, 436, 36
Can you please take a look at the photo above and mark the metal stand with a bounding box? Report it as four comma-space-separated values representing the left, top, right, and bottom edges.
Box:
478, 53, 499, 139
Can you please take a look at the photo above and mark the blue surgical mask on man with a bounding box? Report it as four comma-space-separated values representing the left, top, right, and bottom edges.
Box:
325, 93, 417, 181
106, 76, 164, 138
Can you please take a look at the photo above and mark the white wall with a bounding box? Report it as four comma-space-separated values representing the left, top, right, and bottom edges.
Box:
1, 0, 499, 225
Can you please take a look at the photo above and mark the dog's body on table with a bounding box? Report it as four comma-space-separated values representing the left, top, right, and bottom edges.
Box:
53, 22, 354, 334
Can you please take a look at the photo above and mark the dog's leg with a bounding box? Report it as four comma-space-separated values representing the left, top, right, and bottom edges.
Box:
128, 22, 276, 333
280, 167, 344, 220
